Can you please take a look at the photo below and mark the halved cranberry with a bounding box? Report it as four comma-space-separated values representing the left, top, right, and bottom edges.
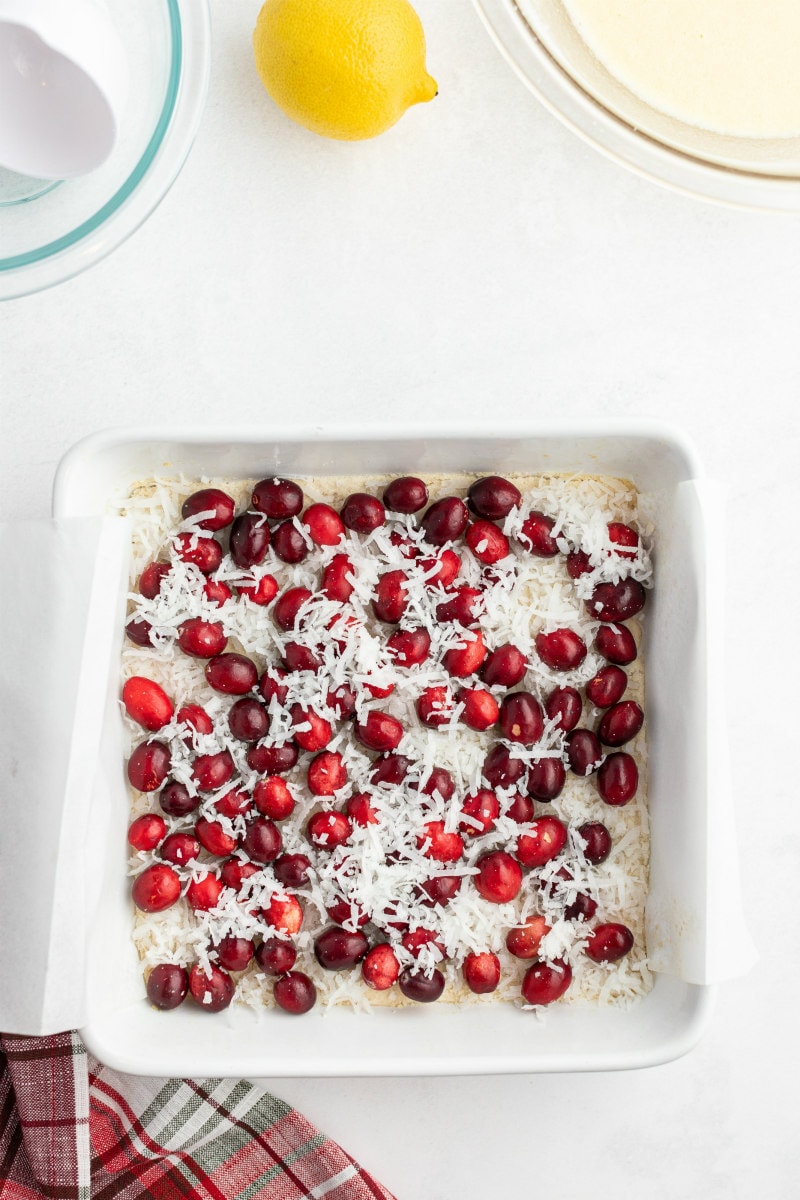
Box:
177, 704, 213, 740
598, 700, 644, 746
139, 561, 171, 598
566, 729, 603, 775
443, 629, 486, 677
127, 741, 171, 792
160, 832, 201, 866
303, 503, 344, 546
387, 627, 431, 666
535, 628, 587, 672
220, 857, 260, 891
463, 951, 501, 994
482, 744, 526, 789
246, 742, 298, 775
191, 750, 234, 792
608, 522, 639, 559
204, 578, 233, 606
321, 553, 354, 601
499, 692, 544, 744
341, 492, 385, 532
238, 574, 279, 606
596, 752, 638, 805
459, 789, 500, 836
213, 936, 255, 972
417, 820, 464, 863
205, 653, 258, 695
526, 758, 566, 801
521, 959, 572, 1005
421, 496, 469, 545
181, 488, 235, 531
372, 569, 408, 623
421, 547, 461, 588
187, 873, 224, 910
419, 767, 455, 801
436, 586, 484, 626
362, 944, 400, 990
595, 622, 637, 664
418, 875, 462, 907
355, 711, 403, 752
474, 851, 522, 903
459, 687, 499, 731
228, 697, 269, 742
126, 617, 154, 647
384, 476, 428, 513
282, 641, 324, 673
271, 520, 309, 563
566, 549, 592, 579
256, 938, 298, 976
189, 963, 234, 1012
589, 579, 646, 622
308, 751, 347, 795
230, 512, 270, 568
273, 852, 312, 889
122, 677, 173, 732
159, 780, 198, 817
132, 864, 180, 912
195, 817, 237, 857
565, 893, 598, 922
505, 791, 534, 823
290, 705, 333, 752
586, 923, 634, 963
274, 586, 312, 630
127, 813, 167, 852
545, 685, 582, 732
254, 774, 294, 822
579, 821, 612, 863
506, 914, 550, 959
307, 810, 352, 850
398, 967, 445, 1003
466, 520, 510, 564
481, 644, 527, 687
326, 897, 369, 928
586, 665, 627, 708
515, 816, 567, 867
173, 533, 223, 573
263, 894, 304, 935
240, 817, 282, 863
274, 971, 317, 1014
252, 476, 303, 519
370, 753, 411, 786
346, 792, 379, 826
314, 927, 369, 970
519, 511, 559, 557
146, 964, 188, 1010
467, 476, 522, 520
416, 686, 455, 727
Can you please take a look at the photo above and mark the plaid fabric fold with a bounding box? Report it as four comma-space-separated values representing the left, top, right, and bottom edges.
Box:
0, 1034, 395, 1200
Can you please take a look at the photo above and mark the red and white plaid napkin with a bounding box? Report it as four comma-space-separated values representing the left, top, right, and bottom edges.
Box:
0, 1033, 395, 1200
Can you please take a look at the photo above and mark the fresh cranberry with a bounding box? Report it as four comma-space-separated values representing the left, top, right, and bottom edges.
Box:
370, 753, 411, 786
387, 627, 431, 666
307, 810, 352, 850
474, 851, 523, 903
314, 927, 369, 970
186, 873, 224, 911
383, 476, 428, 513
271, 520, 309, 563
499, 692, 544, 744
282, 641, 324, 673
227, 697, 268, 742
566, 549, 592, 578
417, 820, 464, 863
526, 758, 566, 801
481, 644, 527, 687
443, 629, 486, 676
362, 944, 400, 990
459, 687, 500, 731
230, 512, 270, 568
132, 864, 180, 912
213, 936, 255, 972
372, 569, 408, 623
146, 964, 188, 1009
238, 574, 279, 605
598, 700, 644, 746
160, 832, 201, 866
205, 653, 258, 695
252, 476, 303, 519
326, 683, 357, 718
263, 894, 304, 935
256, 938, 297, 976
159, 780, 198, 817
191, 750, 234, 792
463, 951, 501, 994
122, 677, 173, 732
398, 968, 445, 1003
189, 963, 234, 1012
240, 817, 282, 863
416, 686, 455, 727
177, 704, 213, 740
545, 686, 582, 732
586, 665, 627, 707
515, 816, 567, 867
586, 923, 634, 963
181, 488, 235, 530
482, 744, 526, 789
326, 897, 369, 928
506, 915, 550, 959
466, 520, 510, 564
418, 875, 462, 907
566, 729, 603, 775
346, 792, 379, 827
341, 492, 385, 532
220, 857, 260, 891
290, 705, 333, 752
389, 531, 421, 559
595, 623, 637, 665
127, 741, 171, 792
589, 579, 646, 622
420, 767, 455, 801
139, 561, 171, 598
126, 617, 154, 647
401, 927, 446, 961
467, 476, 522, 519
355, 711, 403, 752
246, 741, 298, 774
321, 553, 354, 601
505, 791, 534, 823
521, 960, 572, 1005
421, 496, 469, 545
308, 751, 347, 795
596, 752, 638, 805
303, 503, 344, 546
421, 547, 461, 588
565, 893, 598, 922
535, 628, 587, 671
579, 821, 612, 863
519, 511, 559, 557
173, 533, 223, 573
273, 853, 312, 889
459, 789, 500, 836
436, 586, 484, 626
274, 586, 312, 631
204, 578, 233, 606
177, 618, 225, 659
608, 522, 639, 559
195, 817, 237, 857
127, 813, 166, 851
274, 971, 317, 1014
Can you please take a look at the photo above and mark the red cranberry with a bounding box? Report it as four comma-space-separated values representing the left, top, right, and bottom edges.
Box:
303, 503, 344, 546
421, 496, 469, 545
314, 927, 369, 970
598, 700, 644, 746
290, 705, 333, 752
499, 692, 544, 744
177, 619, 226, 659
519, 511, 559, 557
422, 547, 461, 588
220, 856, 260, 890
177, 703, 213, 740
398, 967, 445, 1003
459, 789, 500, 836
256, 937, 298, 976
390, 531, 421, 560
122, 677, 173, 732
566, 729, 603, 775
159, 780, 198, 817
596, 752, 638, 805
521, 959, 572, 1005
589, 579, 646, 622
240, 817, 282, 863
273, 852, 312, 889
230, 512, 269, 569
274, 971, 317, 1014
282, 641, 324, 673
308, 751, 347, 795
346, 793, 379, 826
126, 617, 154, 646
535, 628, 587, 672
384, 476, 429, 513
127, 813, 166, 851
579, 821, 612, 863
191, 750, 234, 792
545, 685, 582, 732
181, 488, 235, 531
506, 914, 550, 959
271, 520, 309, 563
213, 936, 255, 972
132, 864, 181, 912
420, 767, 455, 801
505, 791, 534, 823
401, 927, 446, 960
387, 627, 431, 666
246, 742, 298, 774
595, 623, 637, 665
459, 687, 500, 731
263, 894, 304, 935
608, 522, 639, 558
466, 520, 510, 564
467, 475, 522, 519
418, 875, 462, 907
567, 549, 592, 578
483, 744, 526, 788
307, 810, 352, 850
355, 711, 403, 752
474, 851, 522, 903
436, 586, 484, 626
372, 569, 408, 623
195, 817, 237, 857
586, 923, 634, 963
341, 492, 385, 532
139, 561, 171, 598
127, 741, 171, 792
252, 476, 303, 519
326, 897, 369, 927
370, 753, 411, 786
586, 665, 627, 707
321, 553, 354, 601
274, 586, 312, 631
527, 758, 566, 801
326, 683, 357, 718
443, 629, 487, 677
417, 820, 464, 863
416, 685, 455, 727
189, 963, 234, 1012
463, 951, 501, 994
362, 944, 400, 990
515, 816, 567, 867
160, 831, 201, 866
187, 874, 224, 911
228, 697, 269, 742
205, 653, 258, 695
173, 533, 223, 573
238, 574, 279, 606
204, 578, 233, 606
565, 893, 598, 922
481, 644, 527, 687
146, 964, 188, 1009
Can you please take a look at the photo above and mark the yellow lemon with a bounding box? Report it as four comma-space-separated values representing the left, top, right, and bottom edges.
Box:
253, 0, 438, 140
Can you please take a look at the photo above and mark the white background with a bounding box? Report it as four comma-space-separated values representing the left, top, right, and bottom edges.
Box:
2, 2, 797, 1197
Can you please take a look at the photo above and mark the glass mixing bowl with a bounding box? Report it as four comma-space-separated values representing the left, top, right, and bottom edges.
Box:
0, 0, 211, 300
475, 0, 800, 213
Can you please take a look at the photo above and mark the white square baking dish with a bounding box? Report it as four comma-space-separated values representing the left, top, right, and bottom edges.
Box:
52, 422, 721, 1077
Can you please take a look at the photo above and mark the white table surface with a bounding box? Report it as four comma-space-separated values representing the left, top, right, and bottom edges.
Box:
2, 3, 797, 1197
